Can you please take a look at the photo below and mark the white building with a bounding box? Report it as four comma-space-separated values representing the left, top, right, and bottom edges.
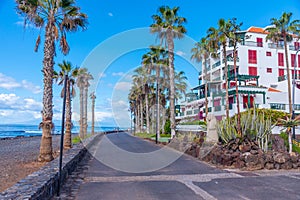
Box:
176, 26, 300, 121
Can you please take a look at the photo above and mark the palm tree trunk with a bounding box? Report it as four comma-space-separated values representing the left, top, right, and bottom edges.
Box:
204, 60, 209, 118
38, 19, 55, 162
64, 81, 72, 149
167, 30, 176, 138
83, 86, 88, 137
91, 95, 95, 135
223, 44, 230, 118
234, 44, 241, 136
140, 99, 143, 132
156, 65, 161, 139
145, 89, 150, 134
79, 87, 84, 139
284, 35, 293, 115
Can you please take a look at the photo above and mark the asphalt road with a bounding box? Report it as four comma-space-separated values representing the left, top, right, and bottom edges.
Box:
57, 132, 300, 200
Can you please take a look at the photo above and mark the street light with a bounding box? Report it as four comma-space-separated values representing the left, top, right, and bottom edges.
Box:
292, 49, 300, 139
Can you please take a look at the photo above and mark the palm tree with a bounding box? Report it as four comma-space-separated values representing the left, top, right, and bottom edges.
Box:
277, 114, 300, 154
16, 0, 87, 162
90, 92, 96, 135
191, 37, 211, 118
228, 18, 243, 136
174, 71, 187, 101
77, 68, 93, 138
265, 12, 300, 115
150, 6, 187, 138
207, 19, 233, 119
142, 45, 168, 137
55, 60, 79, 149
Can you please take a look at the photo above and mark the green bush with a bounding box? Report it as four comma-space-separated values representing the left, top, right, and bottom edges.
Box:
164, 119, 171, 134
279, 132, 300, 154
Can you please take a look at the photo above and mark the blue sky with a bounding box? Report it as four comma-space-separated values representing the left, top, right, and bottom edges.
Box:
0, 0, 299, 127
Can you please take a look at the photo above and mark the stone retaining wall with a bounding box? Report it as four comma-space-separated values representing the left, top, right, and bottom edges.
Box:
0, 133, 103, 200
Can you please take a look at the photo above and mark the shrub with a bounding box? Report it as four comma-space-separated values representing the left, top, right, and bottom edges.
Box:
164, 119, 171, 134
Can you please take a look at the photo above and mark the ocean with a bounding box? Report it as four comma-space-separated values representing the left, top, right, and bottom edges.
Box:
0, 124, 121, 139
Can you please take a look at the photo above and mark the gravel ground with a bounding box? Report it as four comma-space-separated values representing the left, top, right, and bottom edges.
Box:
0, 135, 61, 192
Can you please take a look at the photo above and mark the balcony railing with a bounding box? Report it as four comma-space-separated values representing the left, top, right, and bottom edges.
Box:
243, 41, 263, 47
289, 45, 300, 51
212, 61, 221, 69
270, 103, 286, 110
226, 56, 240, 62
268, 43, 284, 49
278, 74, 300, 82
214, 105, 222, 112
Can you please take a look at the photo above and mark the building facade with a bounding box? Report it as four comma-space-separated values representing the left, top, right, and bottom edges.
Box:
176, 26, 300, 121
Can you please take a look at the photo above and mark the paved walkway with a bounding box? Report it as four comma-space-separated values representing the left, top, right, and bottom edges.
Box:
55, 133, 300, 200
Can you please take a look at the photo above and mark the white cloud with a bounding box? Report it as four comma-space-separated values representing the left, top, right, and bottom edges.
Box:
176, 50, 186, 56
22, 80, 42, 94
108, 12, 113, 17
0, 73, 41, 94
112, 72, 125, 77
0, 73, 21, 89
114, 82, 131, 91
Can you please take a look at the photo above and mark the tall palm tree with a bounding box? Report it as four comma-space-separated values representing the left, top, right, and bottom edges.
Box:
228, 18, 243, 135
207, 19, 232, 119
55, 60, 79, 149
150, 6, 186, 137
142, 45, 168, 137
191, 37, 210, 118
76, 68, 93, 138
266, 12, 300, 115
174, 71, 187, 101
90, 92, 96, 135
150, 6, 187, 138
16, 0, 87, 162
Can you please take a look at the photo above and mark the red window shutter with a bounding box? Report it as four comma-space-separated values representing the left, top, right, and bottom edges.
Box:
256, 38, 263, 47
291, 54, 296, 67
279, 69, 284, 76
278, 53, 284, 66
298, 55, 300, 68
248, 50, 257, 64
295, 42, 300, 50
248, 67, 257, 76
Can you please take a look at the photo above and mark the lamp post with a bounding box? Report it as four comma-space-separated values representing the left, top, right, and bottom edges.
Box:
292, 49, 300, 139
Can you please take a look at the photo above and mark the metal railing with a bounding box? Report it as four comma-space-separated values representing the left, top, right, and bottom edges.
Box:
268, 43, 284, 49
243, 41, 263, 47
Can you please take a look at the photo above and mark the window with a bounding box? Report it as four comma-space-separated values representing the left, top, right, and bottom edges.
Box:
266, 51, 272, 56
248, 50, 257, 64
256, 38, 263, 47
278, 53, 284, 66
248, 66, 257, 76
291, 54, 296, 67
299, 55, 300, 68
295, 42, 300, 50
267, 68, 272, 73
278, 69, 284, 76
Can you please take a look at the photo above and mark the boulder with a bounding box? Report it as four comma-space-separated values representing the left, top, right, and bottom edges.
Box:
265, 163, 274, 170
274, 153, 286, 164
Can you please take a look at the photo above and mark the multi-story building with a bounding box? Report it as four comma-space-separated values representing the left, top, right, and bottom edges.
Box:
176, 26, 300, 121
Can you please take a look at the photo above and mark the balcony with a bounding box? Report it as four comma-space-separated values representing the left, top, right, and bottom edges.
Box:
268, 43, 284, 49
243, 41, 263, 47
289, 45, 300, 51
278, 74, 300, 82
226, 56, 240, 62
270, 103, 286, 110
278, 75, 287, 82
212, 61, 221, 69
214, 105, 222, 112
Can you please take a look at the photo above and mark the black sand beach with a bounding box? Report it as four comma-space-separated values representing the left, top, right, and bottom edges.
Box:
0, 135, 61, 192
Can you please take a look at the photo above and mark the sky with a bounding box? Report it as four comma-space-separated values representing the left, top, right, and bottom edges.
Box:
0, 0, 299, 128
